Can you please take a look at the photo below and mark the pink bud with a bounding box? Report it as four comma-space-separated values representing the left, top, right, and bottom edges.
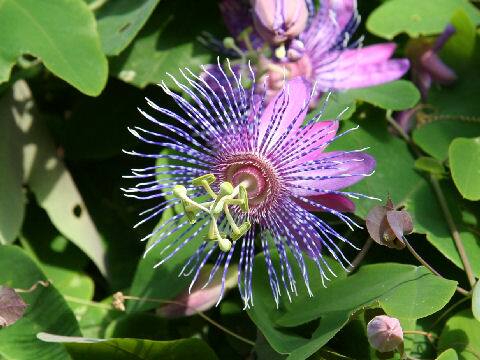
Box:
158, 265, 238, 318
367, 315, 404, 352
251, 0, 309, 45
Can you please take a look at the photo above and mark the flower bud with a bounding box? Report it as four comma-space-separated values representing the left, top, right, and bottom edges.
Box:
367, 315, 404, 352
251, 0, 309, 45
158, 265, 238, 318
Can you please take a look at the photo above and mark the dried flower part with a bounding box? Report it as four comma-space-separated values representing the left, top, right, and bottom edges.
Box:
366, 197, 413, 249
112, 291, 126, 312
0, 286, 28, 327
251, 0, 309, 45
367, 315, 404, 352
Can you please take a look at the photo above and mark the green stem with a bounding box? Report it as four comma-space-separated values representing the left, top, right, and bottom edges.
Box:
429, 176, 476, 288
403, 236, 470, 296
429, 295, 471, 330
348, 237, 373, 271
122, 295, 255, 346
63, 293, 255, 347
386, 112, 477, 289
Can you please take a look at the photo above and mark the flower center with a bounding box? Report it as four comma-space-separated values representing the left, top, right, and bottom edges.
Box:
221, 153, 281, 214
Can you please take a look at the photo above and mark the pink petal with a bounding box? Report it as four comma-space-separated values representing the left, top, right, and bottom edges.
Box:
313, 44, 410, 90
292, 120, 339, 165
294, 193, 356, 212
290, 151, 376, 196
332, 59, 410, 89
257, 77, 311, 149
334, 44, 398, 68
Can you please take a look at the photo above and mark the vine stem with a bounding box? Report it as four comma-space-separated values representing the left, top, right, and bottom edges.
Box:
123, 295, 255, 346
122, 295, 256, 346
429, 176, 476, 288
386, 113, 477, 289
64, 293, 255, 347
348, 237, 373, 271
428, 295, 471, 330
402, 237, 470, 296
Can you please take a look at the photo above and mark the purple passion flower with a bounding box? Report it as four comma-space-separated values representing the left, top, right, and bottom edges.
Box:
406, 24, 457, 100
123, 64, 376, 307
216, 0, 409, 103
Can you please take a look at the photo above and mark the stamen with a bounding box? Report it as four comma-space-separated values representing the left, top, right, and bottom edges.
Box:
173, 174, 251, 252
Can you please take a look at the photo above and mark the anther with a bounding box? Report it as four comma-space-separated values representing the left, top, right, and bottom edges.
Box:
192, 174, 217, 199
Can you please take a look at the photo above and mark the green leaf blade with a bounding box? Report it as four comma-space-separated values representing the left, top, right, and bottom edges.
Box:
367, 0, 480, 39
0, 245, 80, 360
449, 137, 480, 201
0, 0, 108, 95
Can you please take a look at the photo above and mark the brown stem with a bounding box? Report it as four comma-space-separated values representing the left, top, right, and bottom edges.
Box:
403, 237, 470, 296
14, 280, 50, 293
348, 237, 373, 271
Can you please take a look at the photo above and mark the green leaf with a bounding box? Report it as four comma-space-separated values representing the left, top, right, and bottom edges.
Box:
414, 157, 446, 176
96, 0, 161, 56
0, 0, 107, 96
104, 313, 169, 340
413, 120, 480, 161
438, 310, 480, 360
437, 349, 458, 360
20, 201, 94, 310
330, 117, 480, 277
248, 256, 456, 359
406, 180, 480, 277
110, 0, 221, 89
0, 245, 80, 360
38, 334, 219, 360
366, 0, 480, 39
77, 296, 120, 338
474, 281, 480, 322
449, 137, 480, 201
347, 81, 420, 111
0, 85, 26, 244
10, 80, 107, 276
328, 117, 424, 218
315, 81, 420, 121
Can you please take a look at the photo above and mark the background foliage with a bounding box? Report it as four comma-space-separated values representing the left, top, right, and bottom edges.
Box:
1, 0, 480, 359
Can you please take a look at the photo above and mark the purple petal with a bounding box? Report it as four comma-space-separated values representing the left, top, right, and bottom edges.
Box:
291, 120, 339, 164
290, 151, 376, 196
295, 193, 355, 212
327, 45, 410, 89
